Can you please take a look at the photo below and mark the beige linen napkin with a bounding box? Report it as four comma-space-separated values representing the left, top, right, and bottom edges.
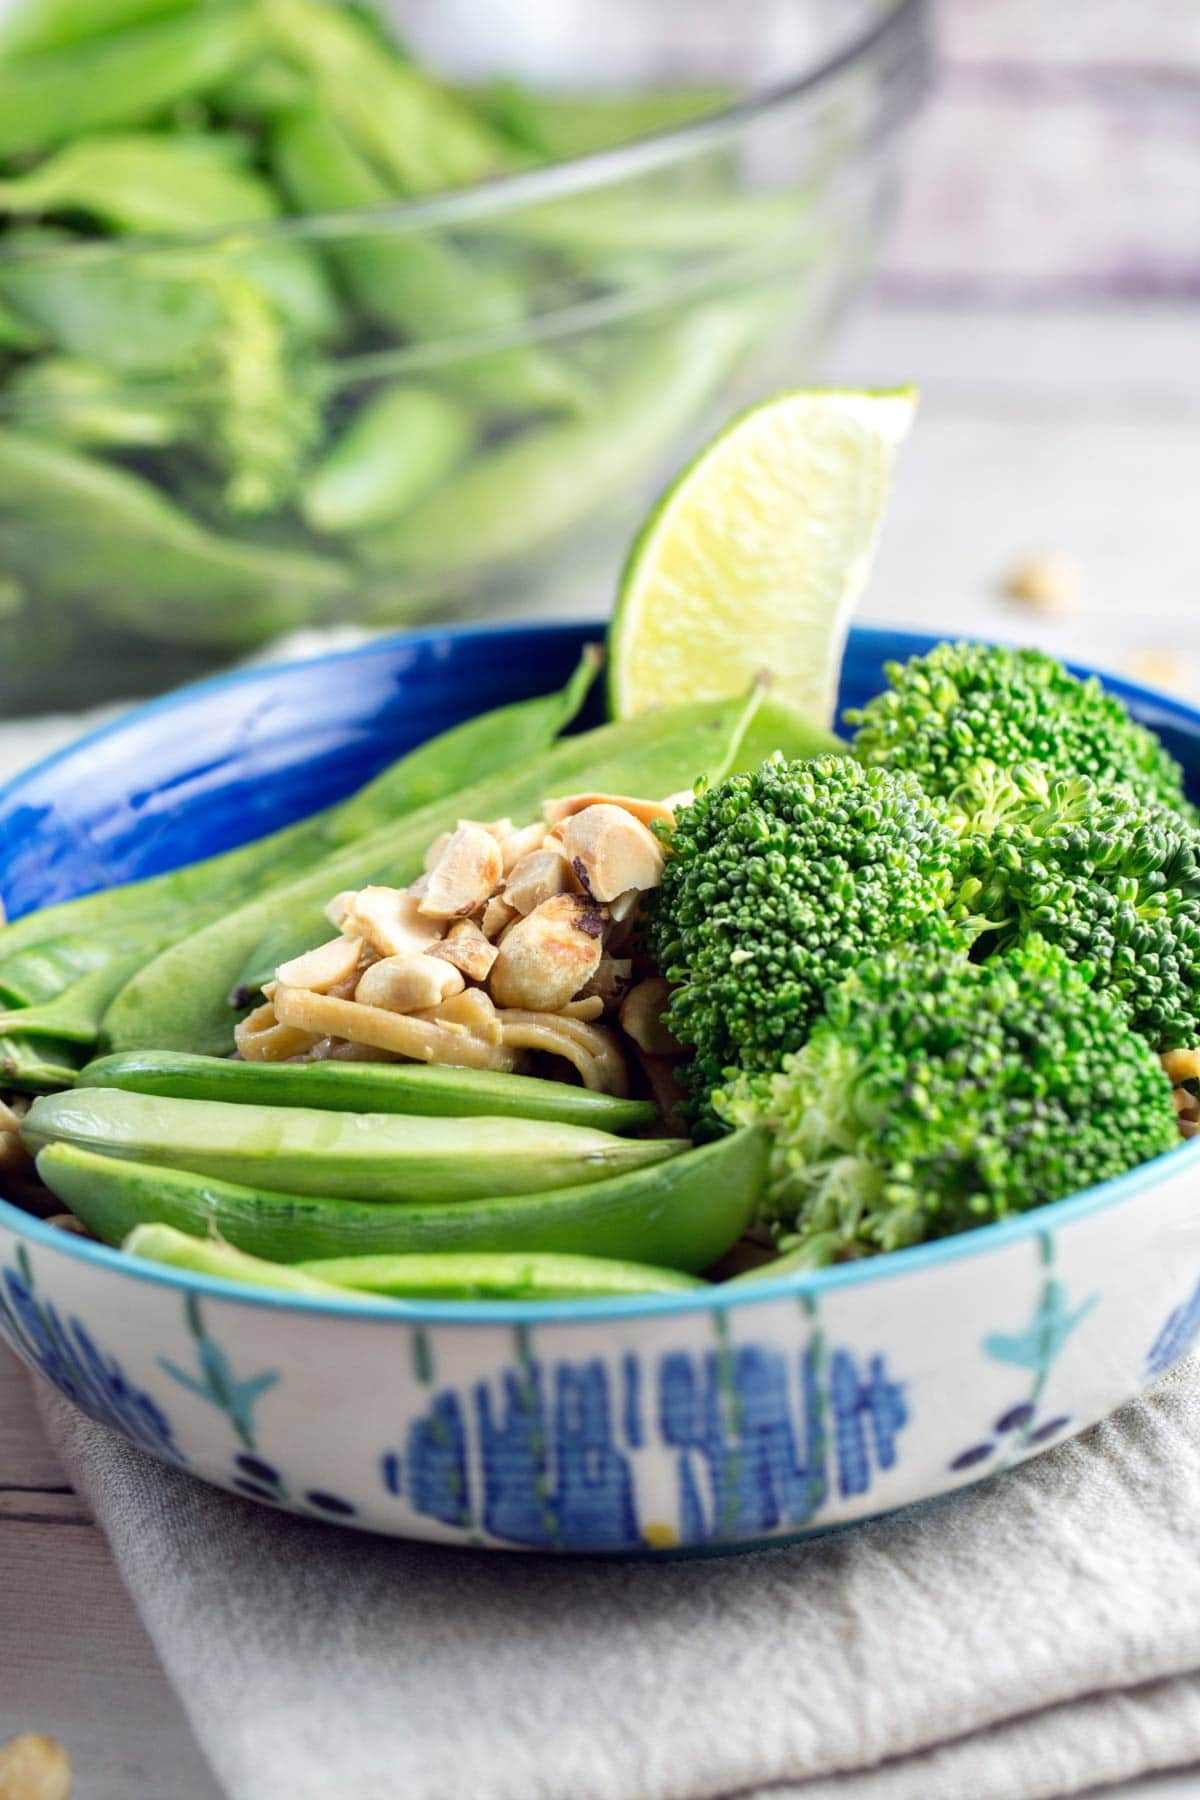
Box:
32, 1361, 1200, 1800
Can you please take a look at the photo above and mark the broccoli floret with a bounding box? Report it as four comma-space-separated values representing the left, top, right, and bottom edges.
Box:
716, 937, 1180, 1264
647, 754, 965, 1125
949, 761, 1200, 1050
847, 641, 1191, 815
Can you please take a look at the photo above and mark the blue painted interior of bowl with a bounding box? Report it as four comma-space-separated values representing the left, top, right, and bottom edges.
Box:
3, 618, 1199, 1323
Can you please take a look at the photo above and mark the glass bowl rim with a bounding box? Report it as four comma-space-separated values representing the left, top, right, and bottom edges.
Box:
0, 0, 928, 270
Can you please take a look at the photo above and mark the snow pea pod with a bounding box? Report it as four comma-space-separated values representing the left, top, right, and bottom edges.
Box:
122, 1223, 701, 1301
0, 0, 196, 59
124, 1224, 365, 1299
270, 106, 586, 417
265, 0, 513, 195
0, 427, 355, 644
39, 1130, 762, 1271
301, 383, 475, 535
0, 7, 265, 158
0, 1032, 83, 1092
0, 132, 280, 236
478, 79, 735, 161
356, 301, 759, 575
211, 51, 314, 119
75, 1051, 653, 1132
293, 1251, 702, 1300
6, 358, 187, 448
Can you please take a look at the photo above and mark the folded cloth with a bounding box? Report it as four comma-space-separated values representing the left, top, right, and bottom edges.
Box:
35, 1366, 1200, 1800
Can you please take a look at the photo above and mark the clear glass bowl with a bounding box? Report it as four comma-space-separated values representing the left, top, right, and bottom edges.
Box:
0, 0, 928, 712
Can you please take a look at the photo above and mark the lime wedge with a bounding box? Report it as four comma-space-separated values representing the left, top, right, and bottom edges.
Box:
609, 387, 917, 726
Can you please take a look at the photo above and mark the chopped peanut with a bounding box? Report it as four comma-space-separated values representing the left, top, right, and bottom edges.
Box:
422, 831, 452, 873
495, 819, 545, 873
619, 978, 681, 1056
1162, 1048, 1200, 1085
276, 935, 364, 994
579, 956, 634, 1010
346, 886, 443, 959
430, 919, 497, 982
420, 823, 504, 918
355, 954, 464, 1013
0, 1733, 71, 1800
557, 804, 665, 903
324, 889, 357, 930
543, 792, 679, 829
503, 848, 575, 915
489, 893, 607, 1012
607, 887, 642, 924
481, 894, 519, 941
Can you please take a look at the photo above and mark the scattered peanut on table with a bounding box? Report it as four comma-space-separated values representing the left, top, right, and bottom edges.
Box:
0, 1734, 72, 1800
235, 794, 685, 1096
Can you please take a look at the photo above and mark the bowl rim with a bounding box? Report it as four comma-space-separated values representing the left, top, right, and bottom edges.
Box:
0, 0, 928, 269
2, 614, 1198, 1329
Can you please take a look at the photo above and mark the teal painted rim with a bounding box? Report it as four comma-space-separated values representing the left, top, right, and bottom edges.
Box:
2, 1132, 1197, 1326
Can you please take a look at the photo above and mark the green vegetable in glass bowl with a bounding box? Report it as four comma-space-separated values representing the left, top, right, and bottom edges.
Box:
0, 0, 929, 710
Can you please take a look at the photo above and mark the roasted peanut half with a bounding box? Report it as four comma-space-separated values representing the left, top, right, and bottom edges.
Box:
503, 848, 575, 916
0, 1733, 72, 1800
347, 886, 443, 958
543, 791, 679, 829
355, 954, 464, 1014
420, 823, 504, 918
430, 919, 497, 982
276, 935, 364, 994
557, 804, 664, 903
481, 894, 519, 941
489, 893, 607, 1011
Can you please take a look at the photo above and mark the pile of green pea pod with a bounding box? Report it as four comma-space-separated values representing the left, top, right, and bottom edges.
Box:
0, 0, 816, 707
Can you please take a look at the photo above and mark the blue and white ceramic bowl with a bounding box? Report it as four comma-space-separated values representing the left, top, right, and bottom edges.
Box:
2, 623, 1198, 1553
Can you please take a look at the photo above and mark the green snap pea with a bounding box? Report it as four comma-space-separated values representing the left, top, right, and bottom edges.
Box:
0, 0, 197, 60
355, 302, 760, 575
478, 79, 736, 161
124, 1221, 704, 1301
37, 1130, 763, 1272
294, 1251, 703, 1300
301, 383, 475, 535
124, 1223, 367, 1298
0, 427, 355, 643
270, 106, 587, 418
0, 132, 281, 236
0, 1032, 84, 1092
0, 297, 44, 352
0, 7, 265, 159
212, 52, 315, 120
6, 357, 187, 448
265, 0, 514, 196
74, 1051, 655, 1132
